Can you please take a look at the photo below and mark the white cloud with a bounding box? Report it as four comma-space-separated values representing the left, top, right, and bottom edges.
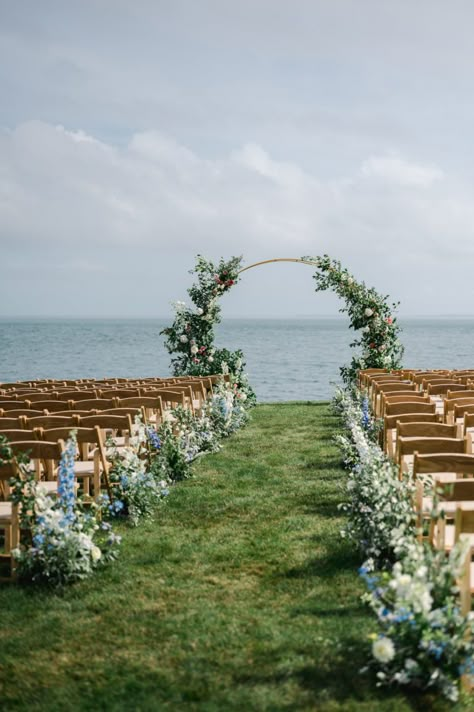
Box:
1, 121, 473, 259
360, 154, 444, 187
2, 120, 474, 316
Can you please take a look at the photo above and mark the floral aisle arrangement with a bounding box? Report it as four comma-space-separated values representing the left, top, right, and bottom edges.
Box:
148, 379, 249, 483
334, 387, 474, 702
303, 255, 404, 384
333, 387, 415, 566
103, 419, 170, 527
3, 433, 121, 587
161, 255, 256, 404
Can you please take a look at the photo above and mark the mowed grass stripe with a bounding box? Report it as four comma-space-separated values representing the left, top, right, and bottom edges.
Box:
0, 403, 453, 711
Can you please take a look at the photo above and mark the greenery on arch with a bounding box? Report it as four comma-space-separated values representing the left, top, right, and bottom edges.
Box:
160, 255, 256, 404
303, 254, 404, 383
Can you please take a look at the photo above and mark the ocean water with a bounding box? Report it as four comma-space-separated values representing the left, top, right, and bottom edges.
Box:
1, 318, 474, 401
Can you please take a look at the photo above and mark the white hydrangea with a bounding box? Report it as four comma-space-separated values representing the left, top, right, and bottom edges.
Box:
372, 637, 395, 663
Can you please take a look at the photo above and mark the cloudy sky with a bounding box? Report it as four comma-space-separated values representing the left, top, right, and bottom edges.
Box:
2, 0, 474, 318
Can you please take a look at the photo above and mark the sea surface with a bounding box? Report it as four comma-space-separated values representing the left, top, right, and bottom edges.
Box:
1, 317, 474, 401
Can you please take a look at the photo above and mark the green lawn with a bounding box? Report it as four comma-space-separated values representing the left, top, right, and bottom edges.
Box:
0, 403, 462, 710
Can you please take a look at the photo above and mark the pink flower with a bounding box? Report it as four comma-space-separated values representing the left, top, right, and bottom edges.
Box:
386, 317, 393, 325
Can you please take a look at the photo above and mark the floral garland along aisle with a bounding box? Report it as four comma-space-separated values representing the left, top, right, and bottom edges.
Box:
334, 387, 474, 702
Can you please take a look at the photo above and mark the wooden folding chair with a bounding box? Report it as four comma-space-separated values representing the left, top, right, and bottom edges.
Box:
0, 459, 21, 582
68, 398, 117, 412
115, 396, 164, 424
397, 437, 465, 479
383, 411, 439, 456
22, 414, 80, 430
77, 414, 134, 449
380, 393, 430, 418
39, 426, 110, 501
8, 441, 66, 497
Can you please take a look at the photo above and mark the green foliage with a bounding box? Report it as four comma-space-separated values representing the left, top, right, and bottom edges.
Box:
303, 254, 404, 383
160, 254, 256, 402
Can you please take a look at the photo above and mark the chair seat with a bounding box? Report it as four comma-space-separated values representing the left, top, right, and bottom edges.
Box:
0, 501, 12, 523
73, 461, 94, 477
438, 526, 474, 551
112, 436, 128, 447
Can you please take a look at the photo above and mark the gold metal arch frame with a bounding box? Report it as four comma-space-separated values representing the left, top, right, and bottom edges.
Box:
237, 258, 317, 275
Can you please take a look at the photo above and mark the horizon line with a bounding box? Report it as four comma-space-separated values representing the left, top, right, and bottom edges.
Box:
2, 313, 474, 320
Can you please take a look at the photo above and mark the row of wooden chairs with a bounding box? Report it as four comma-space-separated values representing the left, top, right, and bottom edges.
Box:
362, 368, 474, 619
0, 373, 226, 580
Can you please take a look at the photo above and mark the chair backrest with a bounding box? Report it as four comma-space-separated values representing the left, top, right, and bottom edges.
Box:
436, 479, 474, 502
68, 398, 117, 411
98, 407, 143, 418
30, 400, 73, 413
447, 390, 474, 401
398, 436, 465, 463
77, 413, 133, 432
53, 409, 98, 417
414, 452, 474, 478
115, 396, 162, 409
0, 417, 24, 429
40, 426, 108, 478
385, 401, 437, 417
422, 377, 457, 388
0, 459, 19, 482
444, 396, 474, 420
97, 389, 141, 399
397, 422, 457, 439
453, 403, 474, 421
0, 400, 31, 411
115, 396, 163, 422
140, 390, 184, 408
23, 414, 80, 429
8, 439, 64, 459
23, 391, 59, 402
54, 390, 99, 402
40, 425, 101, 446
1, 409, 45, 418
427, 383, 467, 397
383, 393, 429, 404
375, 382, 414, 396
380, 393, 430, 418
412, 371, 450, 385
359, 368, 389, 386
0, 429, 38, 443
8, 440, 64, 480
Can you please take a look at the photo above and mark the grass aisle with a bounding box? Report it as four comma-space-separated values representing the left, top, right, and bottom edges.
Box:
0, 403, 454, 711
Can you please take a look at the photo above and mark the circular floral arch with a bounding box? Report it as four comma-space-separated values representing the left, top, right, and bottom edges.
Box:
161, 254, 404, 395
